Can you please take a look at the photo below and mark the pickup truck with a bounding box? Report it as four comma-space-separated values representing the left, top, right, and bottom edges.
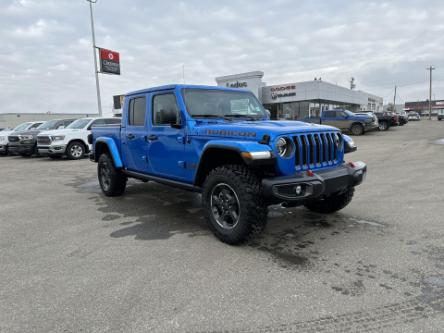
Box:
0, 121, 45, 156
37, 117, 121, 159
304, 109, 378, 135
8, 118, 76, 157
90, 84, 367, 244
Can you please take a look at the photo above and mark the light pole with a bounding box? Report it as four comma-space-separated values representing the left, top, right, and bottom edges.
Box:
87, 0, 102, 116
427, 66, 435, 120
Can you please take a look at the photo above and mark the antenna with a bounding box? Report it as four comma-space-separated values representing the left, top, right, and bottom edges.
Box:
350, 77, 356, 90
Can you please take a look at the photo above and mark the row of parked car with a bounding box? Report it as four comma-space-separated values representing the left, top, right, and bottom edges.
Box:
304, 108, 418, 136
0, 117, 120, 159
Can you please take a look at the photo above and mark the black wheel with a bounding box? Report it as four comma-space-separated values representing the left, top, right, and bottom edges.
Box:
350, 123, 364, 136
66, 141, 85, 160
304, 188, 355, 214
98, 153, 127, 197
378, 121, 388, 131
202, 165, 268, 245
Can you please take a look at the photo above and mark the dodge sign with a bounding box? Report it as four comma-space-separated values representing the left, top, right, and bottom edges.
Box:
99, 48, 120, 75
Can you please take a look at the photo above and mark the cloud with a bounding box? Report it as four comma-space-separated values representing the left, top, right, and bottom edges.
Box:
0, 0, 444, 116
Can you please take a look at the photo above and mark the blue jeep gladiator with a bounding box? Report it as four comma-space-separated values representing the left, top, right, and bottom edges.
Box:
90, 85, 366, 244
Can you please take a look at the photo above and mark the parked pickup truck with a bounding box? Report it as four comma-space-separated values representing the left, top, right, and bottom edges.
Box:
90, 85, 367, 244
8, 119, 76, 157
0, 121, 45, 156
37, 117, 121, 159
305, 109, 378, 135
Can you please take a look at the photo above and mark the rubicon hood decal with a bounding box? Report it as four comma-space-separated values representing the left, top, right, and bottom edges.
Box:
205, 129, 257, 138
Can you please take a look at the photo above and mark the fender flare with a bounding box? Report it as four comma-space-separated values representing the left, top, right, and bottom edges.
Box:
94, 137, 123, 168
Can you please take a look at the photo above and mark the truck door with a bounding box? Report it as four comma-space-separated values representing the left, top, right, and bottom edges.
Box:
147, 91, 186, 180
121, 95, 150, 173
321, 110, 343, 130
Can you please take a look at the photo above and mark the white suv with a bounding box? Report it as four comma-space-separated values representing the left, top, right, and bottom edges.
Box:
37, 117, 121, 160
0, 121, 45, 156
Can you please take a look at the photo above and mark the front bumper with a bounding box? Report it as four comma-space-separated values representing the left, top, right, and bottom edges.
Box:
0, 144, 7, 153
364, 122, 379, 131
262, 161, 367, 202
10, 142, 35, 155
47, 144, 66, 155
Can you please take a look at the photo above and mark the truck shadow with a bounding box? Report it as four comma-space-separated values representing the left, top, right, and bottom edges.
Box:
69, 176, 385, 269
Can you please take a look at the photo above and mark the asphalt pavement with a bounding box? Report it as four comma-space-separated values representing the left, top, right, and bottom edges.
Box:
1, 119, 444, 333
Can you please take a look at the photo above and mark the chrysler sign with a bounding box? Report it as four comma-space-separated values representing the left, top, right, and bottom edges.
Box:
99, 48, 120, 75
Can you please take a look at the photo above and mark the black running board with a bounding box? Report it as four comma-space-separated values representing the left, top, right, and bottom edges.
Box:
123, 170, 202, 193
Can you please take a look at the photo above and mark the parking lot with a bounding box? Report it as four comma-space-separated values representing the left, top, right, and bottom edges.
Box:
1, 120, 444, 332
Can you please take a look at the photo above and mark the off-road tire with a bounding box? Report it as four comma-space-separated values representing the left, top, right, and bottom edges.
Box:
351, 123, 364, 136
378, 121, 388, 131
66, 141, 86, 160
98, 153, 127, 197
202, 164, 268, 245
304, 188, 355, 214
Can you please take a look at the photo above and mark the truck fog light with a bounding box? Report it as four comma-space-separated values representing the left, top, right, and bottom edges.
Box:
295, 185, 302, 195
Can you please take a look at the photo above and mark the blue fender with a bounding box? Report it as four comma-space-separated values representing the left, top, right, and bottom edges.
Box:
201, 140, 273, 155
95, 137, 123, 168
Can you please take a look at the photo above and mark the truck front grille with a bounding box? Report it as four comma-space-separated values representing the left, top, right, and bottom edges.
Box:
292, 132, 343, 171
8, 135, 19, 143
37, 136, 51, 145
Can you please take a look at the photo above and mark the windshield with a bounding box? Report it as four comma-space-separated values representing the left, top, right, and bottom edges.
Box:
37, 120, 60, 130
67, 118, 91, 129
343, 110, 355, 116
13, 122, 32, 131
183, 89, 267, 120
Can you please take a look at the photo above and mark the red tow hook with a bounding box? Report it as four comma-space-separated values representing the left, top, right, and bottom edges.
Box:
348, 162, 357, 168
306, 170, 314, 177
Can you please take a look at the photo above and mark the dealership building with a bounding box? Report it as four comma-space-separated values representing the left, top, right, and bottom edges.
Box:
215, 71, 383, 120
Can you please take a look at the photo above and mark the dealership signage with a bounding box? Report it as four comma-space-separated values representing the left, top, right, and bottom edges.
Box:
99, 48, 120, 75
270, 84, 296, 100
226, 81, 248, 88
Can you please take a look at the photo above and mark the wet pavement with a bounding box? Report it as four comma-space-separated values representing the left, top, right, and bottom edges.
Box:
1, 120, 444, 332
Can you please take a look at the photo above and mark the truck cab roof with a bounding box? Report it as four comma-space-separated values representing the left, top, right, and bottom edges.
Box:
126, 84, 249, 98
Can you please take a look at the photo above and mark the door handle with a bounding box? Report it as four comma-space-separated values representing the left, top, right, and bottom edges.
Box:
146, 134, 158, 141
126, 133, 135, 140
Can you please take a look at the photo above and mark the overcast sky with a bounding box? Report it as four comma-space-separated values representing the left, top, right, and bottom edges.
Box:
1, 0, 444, 116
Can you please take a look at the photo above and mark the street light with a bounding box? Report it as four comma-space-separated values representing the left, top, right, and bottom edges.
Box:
86, 0, 102, 116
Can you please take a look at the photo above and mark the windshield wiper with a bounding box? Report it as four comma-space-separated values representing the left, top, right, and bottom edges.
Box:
193, 114, 233, 121
224, 114, 261, 121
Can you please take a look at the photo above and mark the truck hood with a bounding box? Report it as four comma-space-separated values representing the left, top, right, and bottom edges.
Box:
0, 130, 15, 137
192, 120, 339, 140
38, 128, 79, 136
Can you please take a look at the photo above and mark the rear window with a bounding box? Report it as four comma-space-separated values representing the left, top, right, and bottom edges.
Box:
128, 97, 147, 126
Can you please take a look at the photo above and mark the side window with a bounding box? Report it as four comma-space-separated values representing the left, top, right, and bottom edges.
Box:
105, 118, 121, 125
90, 119, 107, 128
30, 123, 42, 129
338, 111, 347, 118
324, 111, 335, 118
128, 97, 147, 126
153, 93, 179, 125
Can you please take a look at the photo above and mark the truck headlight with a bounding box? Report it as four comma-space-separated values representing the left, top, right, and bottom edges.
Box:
0, 136, 6, 143
275, 137, 293, 158
51, 135, 65, 141
343, 134, 357, 153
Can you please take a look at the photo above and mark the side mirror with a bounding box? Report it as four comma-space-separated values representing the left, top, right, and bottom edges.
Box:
265, 109, 271, 119
58, 125, 65, 129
